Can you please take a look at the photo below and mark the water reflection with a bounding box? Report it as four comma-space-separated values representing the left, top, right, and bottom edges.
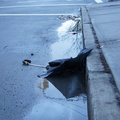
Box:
24, 74, 88, 120
24, 19, 88, 120
46, 71, 86, 99
33, 72, 88, 120
51, 19, 82, 60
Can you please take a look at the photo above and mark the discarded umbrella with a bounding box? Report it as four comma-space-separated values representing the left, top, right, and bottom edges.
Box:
22, 48, 92, 77
41, 48, 93, 77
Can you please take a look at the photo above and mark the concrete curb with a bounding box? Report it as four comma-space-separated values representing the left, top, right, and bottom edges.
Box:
81, 6, 120, 120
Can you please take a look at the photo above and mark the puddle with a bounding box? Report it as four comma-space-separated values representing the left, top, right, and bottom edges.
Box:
51, 19, 82, 59
45, 72, 86, 99
24, 73, 88, 120
24, 19, 88, 120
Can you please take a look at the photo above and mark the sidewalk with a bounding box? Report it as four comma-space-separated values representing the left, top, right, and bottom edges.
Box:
81, 1, 120, 120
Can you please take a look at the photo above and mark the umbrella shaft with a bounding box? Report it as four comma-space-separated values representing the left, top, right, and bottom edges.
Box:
29, 64, 45, 68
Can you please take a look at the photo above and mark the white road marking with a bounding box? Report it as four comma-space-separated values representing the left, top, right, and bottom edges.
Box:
0, 14, 74, 16
18, 1, 37, 3
95, 0, 103, 3
0, 4, 92, 9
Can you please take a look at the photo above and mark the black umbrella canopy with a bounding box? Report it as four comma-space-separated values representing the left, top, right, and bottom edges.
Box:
41, 48, 92, 77
39, 48, 92, 98
46, 72, 86, 98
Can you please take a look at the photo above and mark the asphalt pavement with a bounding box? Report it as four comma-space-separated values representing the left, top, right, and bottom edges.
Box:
0, 0, 93, 120
81, 1, 120, 120
0, 0, 115, 120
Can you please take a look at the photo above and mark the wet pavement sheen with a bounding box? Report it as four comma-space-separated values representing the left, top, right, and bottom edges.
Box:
24, 74, 88, 120
0, 0, 90, 120
23, 19, 88, 120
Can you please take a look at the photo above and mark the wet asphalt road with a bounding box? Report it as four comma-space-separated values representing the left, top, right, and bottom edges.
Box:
0, 0, 95, 120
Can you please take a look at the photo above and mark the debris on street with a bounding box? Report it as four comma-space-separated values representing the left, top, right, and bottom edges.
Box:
22, 59, 46, 68
41, 48, 93, 77
58, 15, 80, 20
22, 48, 92, 77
